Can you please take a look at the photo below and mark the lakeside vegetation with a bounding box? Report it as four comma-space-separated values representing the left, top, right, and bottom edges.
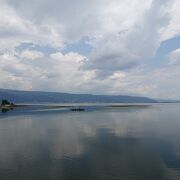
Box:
0, 99, 16, 113
1, 99, 15, 108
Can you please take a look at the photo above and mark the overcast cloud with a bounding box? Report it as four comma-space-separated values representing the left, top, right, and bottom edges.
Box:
0, 0, 180, 99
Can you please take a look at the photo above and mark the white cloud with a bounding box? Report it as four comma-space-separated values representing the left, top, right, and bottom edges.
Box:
20, 50, 44, 60
0, 50, 96, 93
161, 0, 180, 40
84, 0, 176, 77
169, 49, 180, 64
0, 0, 180, 98
0, 2, 65, 49
1, 48, 180, 99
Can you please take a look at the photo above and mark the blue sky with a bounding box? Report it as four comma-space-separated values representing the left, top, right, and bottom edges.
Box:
0, 0, 180, 99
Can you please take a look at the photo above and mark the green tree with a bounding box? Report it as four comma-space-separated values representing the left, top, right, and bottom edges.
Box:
1, 99, 10, 106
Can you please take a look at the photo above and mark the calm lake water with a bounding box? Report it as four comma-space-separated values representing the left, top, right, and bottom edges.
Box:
0, 104, 180, 180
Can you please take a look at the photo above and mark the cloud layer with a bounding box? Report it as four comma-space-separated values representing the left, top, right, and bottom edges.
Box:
0, 0, 180, 99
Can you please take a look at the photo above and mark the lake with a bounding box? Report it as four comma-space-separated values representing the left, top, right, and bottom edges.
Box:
0, 104, 180, 180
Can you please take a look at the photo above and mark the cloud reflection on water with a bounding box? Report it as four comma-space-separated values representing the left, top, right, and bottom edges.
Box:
0, 105, 180, 179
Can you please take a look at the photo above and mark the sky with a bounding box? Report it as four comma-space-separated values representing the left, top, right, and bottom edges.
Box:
0, 0, 180, 99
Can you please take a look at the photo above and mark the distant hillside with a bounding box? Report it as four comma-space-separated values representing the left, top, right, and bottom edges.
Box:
0, 89, 157, 103
156, 99, 180, 103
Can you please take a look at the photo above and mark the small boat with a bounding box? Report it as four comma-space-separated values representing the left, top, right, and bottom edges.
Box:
70, 107, 85, 111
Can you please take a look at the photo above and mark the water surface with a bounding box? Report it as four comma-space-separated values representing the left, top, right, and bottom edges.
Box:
0, 104, 180, 180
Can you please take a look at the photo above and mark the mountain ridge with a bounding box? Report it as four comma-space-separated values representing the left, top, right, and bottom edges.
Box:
0, 88, 157, 103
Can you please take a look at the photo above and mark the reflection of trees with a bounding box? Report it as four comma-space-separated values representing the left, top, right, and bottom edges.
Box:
1, 107, 14, 113
1, 108, 10, 113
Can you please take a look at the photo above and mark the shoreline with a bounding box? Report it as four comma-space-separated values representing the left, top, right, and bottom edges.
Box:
0, 103, 151, 110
